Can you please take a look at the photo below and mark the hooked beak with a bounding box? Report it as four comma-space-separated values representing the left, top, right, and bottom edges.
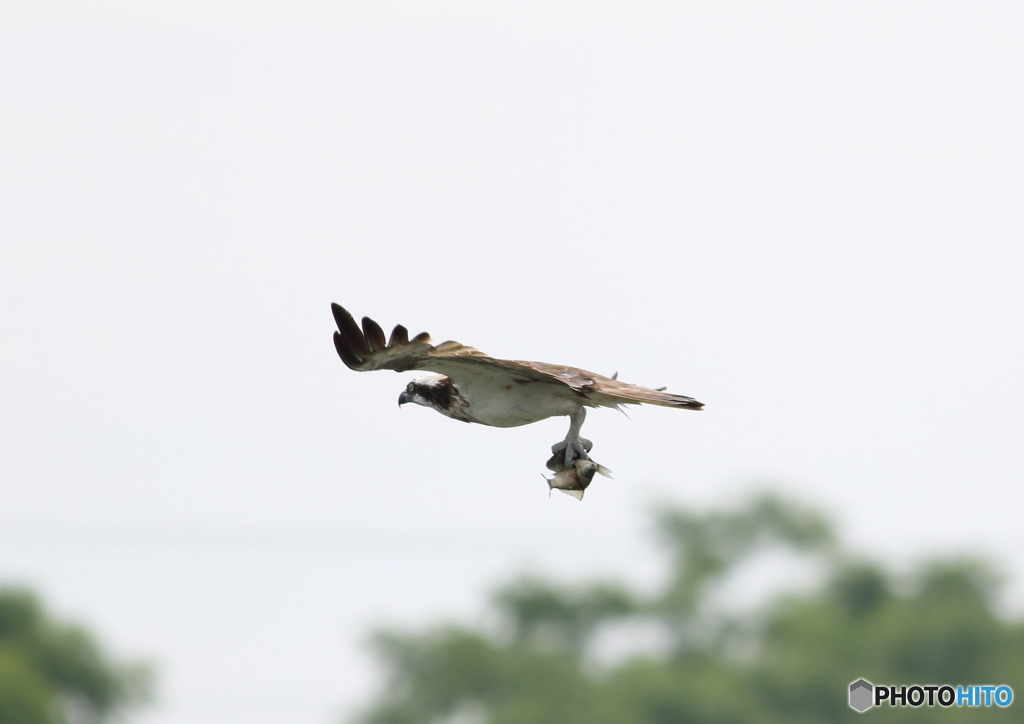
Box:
398, 391, 411, 407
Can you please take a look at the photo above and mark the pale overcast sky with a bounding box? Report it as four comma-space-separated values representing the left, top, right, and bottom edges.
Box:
2, 2, 1023, 723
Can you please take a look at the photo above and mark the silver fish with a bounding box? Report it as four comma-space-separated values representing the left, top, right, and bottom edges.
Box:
543, 453, 613, 500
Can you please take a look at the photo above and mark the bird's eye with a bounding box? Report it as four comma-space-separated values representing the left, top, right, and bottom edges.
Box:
407, 383, 415, 393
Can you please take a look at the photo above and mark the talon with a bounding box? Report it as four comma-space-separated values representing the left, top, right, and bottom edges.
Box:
549, 439, 592, 466
554, 409, 592, 466
564, 441, 591, 466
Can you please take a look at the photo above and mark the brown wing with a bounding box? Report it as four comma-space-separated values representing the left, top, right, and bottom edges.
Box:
332, 304, 704, 408
333, 303, 474, 372
515, 360, 704, 410
331, 304, 577, 386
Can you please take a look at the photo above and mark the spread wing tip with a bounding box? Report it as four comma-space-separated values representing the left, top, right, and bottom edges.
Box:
361, 316, 388, 353
331, 303, 433, 372
389, 324, 409, 347
331, 303, 369, 363
333, 330, 363, 370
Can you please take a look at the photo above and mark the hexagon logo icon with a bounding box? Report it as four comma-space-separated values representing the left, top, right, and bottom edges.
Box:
849, 679, 874, 712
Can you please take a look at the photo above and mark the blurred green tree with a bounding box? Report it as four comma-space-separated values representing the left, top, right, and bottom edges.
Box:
353, 494, 1024, 724
0, 587, 152, 724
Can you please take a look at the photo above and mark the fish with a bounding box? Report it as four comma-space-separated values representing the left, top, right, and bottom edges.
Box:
543, 449, 613, 500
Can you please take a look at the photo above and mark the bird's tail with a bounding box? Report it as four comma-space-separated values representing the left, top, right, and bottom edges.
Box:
631, 388, 704, 410
596, 382, 704, 410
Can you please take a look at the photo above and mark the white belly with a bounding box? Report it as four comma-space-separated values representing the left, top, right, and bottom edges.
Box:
453, 377, 581, 428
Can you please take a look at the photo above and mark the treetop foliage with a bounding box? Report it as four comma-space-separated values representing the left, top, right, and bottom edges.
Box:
354, 493, 1024, 724
0, 587, 152, 724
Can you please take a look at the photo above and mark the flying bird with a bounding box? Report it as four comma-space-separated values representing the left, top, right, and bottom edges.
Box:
330, 303, 703, 468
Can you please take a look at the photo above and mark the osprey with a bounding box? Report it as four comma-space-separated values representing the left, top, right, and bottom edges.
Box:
331, 304, 703, 471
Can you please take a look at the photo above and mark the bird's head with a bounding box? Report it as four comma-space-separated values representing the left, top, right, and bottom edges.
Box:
398, 373, 452, 410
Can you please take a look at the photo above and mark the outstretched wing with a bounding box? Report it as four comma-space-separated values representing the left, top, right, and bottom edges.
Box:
331, 303, 704, 409
331, 304, 576, 387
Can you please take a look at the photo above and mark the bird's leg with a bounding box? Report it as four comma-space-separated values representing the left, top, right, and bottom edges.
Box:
550, 408, 593, 466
